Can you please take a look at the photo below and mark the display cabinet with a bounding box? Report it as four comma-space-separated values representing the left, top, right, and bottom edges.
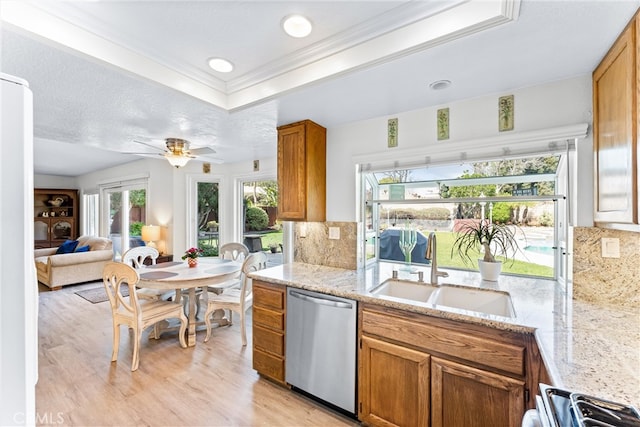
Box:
34, 189, 79, 248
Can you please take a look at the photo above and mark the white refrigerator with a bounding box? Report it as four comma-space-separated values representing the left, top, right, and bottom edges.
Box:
0, 72, 37, 426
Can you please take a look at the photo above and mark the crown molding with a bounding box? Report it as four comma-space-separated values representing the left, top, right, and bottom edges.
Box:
3, 0, 521, 112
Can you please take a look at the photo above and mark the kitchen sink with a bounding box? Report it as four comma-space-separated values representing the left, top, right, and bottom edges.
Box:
370, 279, 438, 303
430, 285, 515, 318
370, 279, 515, 318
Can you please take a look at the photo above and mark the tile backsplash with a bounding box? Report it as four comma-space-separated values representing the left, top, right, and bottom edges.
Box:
573, 226, 639, 308
294, 221, 358, 270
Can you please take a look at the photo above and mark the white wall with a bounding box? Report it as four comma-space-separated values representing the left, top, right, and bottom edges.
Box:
34, 174, 76, 189
1, 75, 37, 426
326, 75, 594, 223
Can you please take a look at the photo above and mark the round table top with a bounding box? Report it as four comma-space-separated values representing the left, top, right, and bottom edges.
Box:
137, 258, 241, 289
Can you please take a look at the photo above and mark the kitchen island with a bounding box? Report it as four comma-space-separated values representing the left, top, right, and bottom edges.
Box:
249, 261, 640, 409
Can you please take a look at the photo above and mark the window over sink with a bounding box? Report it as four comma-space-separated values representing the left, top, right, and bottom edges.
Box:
361, 154, 569, 281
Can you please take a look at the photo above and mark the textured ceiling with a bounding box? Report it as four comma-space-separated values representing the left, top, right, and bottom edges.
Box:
1, 0, 639, 176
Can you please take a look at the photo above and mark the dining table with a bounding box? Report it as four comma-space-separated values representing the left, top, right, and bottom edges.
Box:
137, 258, 242, 346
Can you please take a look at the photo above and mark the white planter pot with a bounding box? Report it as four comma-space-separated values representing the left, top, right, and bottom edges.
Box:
477, 259, 502, 281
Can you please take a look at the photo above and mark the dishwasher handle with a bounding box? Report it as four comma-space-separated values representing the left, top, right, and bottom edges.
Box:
289, 290, 353, 309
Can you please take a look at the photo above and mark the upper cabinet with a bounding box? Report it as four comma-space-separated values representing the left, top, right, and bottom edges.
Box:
593, 11, 639, 226
277, 119, 326, 222
34, 188, 79, 248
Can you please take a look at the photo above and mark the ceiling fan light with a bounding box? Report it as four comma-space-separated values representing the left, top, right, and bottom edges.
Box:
282, 15, 312, 38
207, 57, 234, 73
165, 153, 191, 168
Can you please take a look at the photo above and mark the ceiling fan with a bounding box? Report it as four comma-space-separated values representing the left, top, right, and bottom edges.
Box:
130, 138, 222, 168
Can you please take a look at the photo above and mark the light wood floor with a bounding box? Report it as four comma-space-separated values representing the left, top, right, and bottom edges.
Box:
36, 281, 359, 426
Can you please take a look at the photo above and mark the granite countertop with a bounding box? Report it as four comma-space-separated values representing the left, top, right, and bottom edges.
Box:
250, 261, 640, 408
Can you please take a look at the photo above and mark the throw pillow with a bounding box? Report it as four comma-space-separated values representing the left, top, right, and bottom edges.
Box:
56, 239, 79, 254
75, 245, 90, 253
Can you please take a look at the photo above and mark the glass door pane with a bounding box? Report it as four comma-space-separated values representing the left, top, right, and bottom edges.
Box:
105, 188, 147, 260
242, 180, 282, 265
197, 182, 219, 257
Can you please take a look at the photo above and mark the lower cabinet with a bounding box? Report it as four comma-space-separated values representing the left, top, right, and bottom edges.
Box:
252, 280, 287, 385
359, 303, 543, 427
431, 357, 524, 427
360, 336, 430, 427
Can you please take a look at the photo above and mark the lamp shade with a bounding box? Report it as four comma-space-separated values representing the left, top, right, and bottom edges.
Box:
141, 225, 161, 243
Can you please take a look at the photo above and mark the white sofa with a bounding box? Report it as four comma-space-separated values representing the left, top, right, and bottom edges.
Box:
35, 236, 113, 290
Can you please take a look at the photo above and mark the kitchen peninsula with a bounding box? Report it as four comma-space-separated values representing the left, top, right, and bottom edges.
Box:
250, 261, 640, 416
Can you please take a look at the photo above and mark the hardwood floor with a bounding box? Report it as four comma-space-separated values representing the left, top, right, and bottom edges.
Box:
36, 282, 358, 426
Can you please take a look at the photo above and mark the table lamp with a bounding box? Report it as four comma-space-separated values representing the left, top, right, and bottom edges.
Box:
141, 225, 161, 251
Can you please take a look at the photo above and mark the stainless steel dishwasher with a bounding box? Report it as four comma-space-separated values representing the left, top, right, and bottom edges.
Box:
285, 287, 357, 415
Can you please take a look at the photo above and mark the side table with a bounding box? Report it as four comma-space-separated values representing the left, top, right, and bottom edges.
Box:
144, 254, 173, 265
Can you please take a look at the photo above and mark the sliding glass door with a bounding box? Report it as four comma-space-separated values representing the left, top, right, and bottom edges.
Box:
101, 180, 147, 260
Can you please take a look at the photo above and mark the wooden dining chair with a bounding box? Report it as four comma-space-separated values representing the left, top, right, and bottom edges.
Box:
203, 251, 267, 346
102, 261, 187, 371
121, 246, 174, 302
206, 242, 250, 294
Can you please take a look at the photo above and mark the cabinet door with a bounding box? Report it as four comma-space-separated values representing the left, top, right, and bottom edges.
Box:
50, 218, 74, 244
34, 218, 50, 247
431, 357, 524, 427
277, 123, 307, 220
360, 336, 430, 427
593, 20, 638, 224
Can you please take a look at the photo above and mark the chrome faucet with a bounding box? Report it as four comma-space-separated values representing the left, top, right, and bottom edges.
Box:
425, 232, 449, 285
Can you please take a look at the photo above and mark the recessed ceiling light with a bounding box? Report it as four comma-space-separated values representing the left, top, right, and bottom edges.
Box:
208, 57, 234, 73
429, 79, 451, 90
282, 15, 312, 38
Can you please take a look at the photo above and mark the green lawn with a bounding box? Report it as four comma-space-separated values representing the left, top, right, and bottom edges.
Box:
258, 230, 283, 250
198, 229, 284, 255
431, 231, 553, 278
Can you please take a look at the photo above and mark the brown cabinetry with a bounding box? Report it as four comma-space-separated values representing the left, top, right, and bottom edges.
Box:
34, 189, 79, 248
593, 11, 639, 225
276, 119, 326, 222
360, 335, 430, 427
252, 280, 287, 385
431, 357, 524, 427
359, 304, 544, 427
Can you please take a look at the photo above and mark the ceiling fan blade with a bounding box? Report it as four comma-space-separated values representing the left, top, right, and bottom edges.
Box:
189, 147, 216, 156
132, 139, 167, 153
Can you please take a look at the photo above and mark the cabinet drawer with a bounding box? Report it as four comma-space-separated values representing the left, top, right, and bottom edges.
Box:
362, 308, 525, 376
253, 306, 284, 330
254, 282, 285, 310
253, 348, 285, 383
254, 324, 285, 356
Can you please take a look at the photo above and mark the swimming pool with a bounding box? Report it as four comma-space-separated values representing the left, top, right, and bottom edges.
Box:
524, 245, 554, 255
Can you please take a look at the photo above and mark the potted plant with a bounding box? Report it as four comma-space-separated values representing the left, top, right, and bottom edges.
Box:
206, 220, 218, 232
182, 247, 203, 268
451, 219, 520, 281
269, 243, 278, 253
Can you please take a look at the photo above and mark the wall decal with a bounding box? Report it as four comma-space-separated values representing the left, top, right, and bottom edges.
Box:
388, 118, 398, 147
499, 95, 514, 132
437, 108, 449, 140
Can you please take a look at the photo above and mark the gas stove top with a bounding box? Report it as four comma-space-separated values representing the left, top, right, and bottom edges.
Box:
538, 384, 640, 427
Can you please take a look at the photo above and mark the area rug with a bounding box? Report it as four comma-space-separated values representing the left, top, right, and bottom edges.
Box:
74, 285, 128, 304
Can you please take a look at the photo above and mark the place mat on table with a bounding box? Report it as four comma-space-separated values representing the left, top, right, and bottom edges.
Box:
75, 285, 128, 304
139, 271, 179, 280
